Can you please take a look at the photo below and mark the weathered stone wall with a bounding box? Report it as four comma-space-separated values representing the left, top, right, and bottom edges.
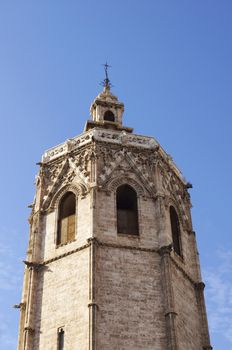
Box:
33, 248, 89, 350
166, 209, 201, 283
172, 262, 202, 350
31, 193, 92, 349
96, 245, 167, 350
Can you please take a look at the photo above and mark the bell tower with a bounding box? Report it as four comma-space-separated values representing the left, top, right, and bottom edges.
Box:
17, 70, 212, 350
85, 63, 132, 133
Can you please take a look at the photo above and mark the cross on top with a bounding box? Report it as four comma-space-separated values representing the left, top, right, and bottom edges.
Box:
102, 62, 112, 88
104, 62, 111, 80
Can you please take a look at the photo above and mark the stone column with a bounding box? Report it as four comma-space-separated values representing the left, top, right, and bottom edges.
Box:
19, 210, 43, 350
23, 266, 35, 350
195, 282, 213, 350
88, 237, 98, 350
159, 245, 179, 350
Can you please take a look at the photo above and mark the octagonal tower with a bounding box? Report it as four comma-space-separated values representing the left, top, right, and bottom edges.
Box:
17, 79, 212, 350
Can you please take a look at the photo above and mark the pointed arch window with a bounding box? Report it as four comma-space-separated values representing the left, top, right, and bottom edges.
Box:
57, 192, 76, 245
170, 206, 182, 256
116, 184, 139, 235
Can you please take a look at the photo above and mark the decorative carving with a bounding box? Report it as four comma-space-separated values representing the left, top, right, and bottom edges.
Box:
13, 302, 26, 310
97, 146, 157, 197
106, 176, 145, 196
40, 129, 191, 225
41, 148, 96, 211
42, 132, 94, 162
69, 146, 97, 182
43, 159, 67, 194
71, 133, 93, 150
23, 261, 43, 271
24, 327, 35, 334
41, 129, 160, 163
158, 244, 173, 256
42, 144, 68, 162
195, 281, 205, 291
48, 183, 86, 212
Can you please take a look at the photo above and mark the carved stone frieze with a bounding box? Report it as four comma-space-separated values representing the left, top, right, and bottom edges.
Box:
41, 129, 160, 163
42, 133, 93, 162
41, 149, 94, 211
96, 145, 158, 197
43, 159, 66, 192
39, 129, 190, 217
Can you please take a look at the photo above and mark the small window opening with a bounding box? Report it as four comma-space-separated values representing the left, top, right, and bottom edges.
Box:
104, 110, 115, 122
57, 328, 64, 350
117, 184, 139, 235
170, 206, 182, 256
57, 192, 76, 245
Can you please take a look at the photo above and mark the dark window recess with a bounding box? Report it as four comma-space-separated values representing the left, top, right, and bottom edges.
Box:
170, 206, 182, 256
57, 328, 64, 350
57, 192, 76, 245
104, 110, 115, 122
117, 184, 139, 235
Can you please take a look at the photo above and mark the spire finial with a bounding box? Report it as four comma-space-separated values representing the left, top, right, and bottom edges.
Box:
101, 62, 112, 89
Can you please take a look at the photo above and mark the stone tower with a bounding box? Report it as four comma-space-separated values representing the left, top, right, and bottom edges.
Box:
17, 77, 212, 350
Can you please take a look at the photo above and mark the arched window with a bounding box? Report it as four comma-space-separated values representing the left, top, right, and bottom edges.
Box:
104, 110, 115, 122
116, 184, 139, 235
170, 206, 182, 256
57, 192, 76, 245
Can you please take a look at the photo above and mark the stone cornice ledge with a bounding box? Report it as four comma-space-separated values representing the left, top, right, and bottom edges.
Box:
97, 240, 159, 253
42, 242, 91, 265
40, 238, 159, 266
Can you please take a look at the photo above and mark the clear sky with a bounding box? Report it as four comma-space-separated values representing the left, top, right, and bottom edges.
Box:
0, 1, 231, 349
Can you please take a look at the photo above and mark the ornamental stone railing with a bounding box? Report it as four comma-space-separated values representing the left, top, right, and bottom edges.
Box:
42, 129, 158, 163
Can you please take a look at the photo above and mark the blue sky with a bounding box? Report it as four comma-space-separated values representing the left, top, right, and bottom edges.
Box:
0, 1, 231, 349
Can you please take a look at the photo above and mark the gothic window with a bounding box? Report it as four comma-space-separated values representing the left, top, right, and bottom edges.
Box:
116, 184, 139, 235
57, 328, 64, 350
57, 192, 76, 245
104, 110, 115, 122
170, 206, 182, 256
